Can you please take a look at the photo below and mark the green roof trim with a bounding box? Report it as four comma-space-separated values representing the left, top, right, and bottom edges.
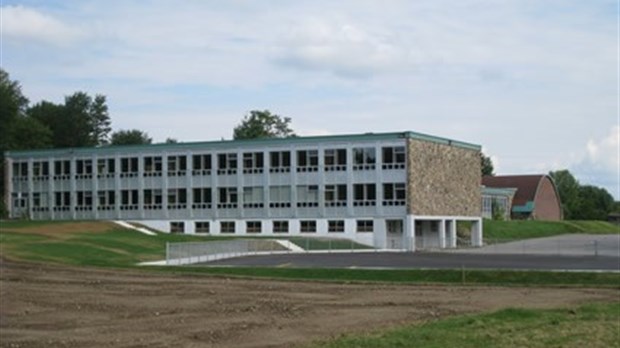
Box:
512, 201, 535, 213
5, 131, 481, 159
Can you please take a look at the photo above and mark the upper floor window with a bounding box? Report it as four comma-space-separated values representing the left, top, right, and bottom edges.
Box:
75, 159, 93, 180
382, 146, 406, 169
243, 186, 264, 208
32, 192, 49, 211
33, 161, 49, 180
353, 147, 376, 170
53, 160, 71, 180
143, 156, 162, 177
297, 185, 319, 207
383, 183, 406, 206
12, 162, 28, 180
97, 158, 115, 178
76, 191, 93, 211
269, 186, 291, 208
324, 149, 346, 171
53, 191, 71, 211
243, 152, 264, 174
167, 188, 187, 209
218, 187, 238, 209
192, 154, 212, 176
192, 187, 212, 209
217, 153, 237, 175
167, 155, 187, 176
353, 183, 376, 206
120, 157, 138, 178
270, 151, 291, 173
120, 189, 139, 210
144, 189, 163, 210
325, 184, 347, 207
297, 150, 318, 172
97, 190, 115, 211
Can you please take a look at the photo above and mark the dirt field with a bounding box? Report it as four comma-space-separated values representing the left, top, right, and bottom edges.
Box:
1, 259, 618, 348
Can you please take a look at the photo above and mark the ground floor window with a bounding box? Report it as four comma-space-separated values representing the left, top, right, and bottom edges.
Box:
328, 220, 345, 233
356, 220, 373, 232
273, 220, 289, 233
220, 221, 235, 233
300, 220, 316, 233
246, 221, 262, 233
170, 221, 185, 233
195, 221, 210, 233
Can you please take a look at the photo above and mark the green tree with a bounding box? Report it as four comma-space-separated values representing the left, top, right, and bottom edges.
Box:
233, 110, 295, 140
574, 185, 614, 220
549, 170, 580, 219
9, 116, 52, 150
0, 69, 29, 151
110, 129, 152, 145
89, 94, 112, 145
480, 152, 494, 176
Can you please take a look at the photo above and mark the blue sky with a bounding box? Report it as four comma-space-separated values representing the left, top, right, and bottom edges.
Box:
2, 0, 619, 199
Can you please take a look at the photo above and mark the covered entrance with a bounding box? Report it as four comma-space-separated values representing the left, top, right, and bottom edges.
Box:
386, 219, 404, 249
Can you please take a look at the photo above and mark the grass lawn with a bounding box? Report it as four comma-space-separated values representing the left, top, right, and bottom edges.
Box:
311, 302, 620, 348
483, 220, 619, 241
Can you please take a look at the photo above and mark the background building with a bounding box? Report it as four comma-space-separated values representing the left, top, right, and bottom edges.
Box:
5, 131, 482, 250
482, 175, 563, 221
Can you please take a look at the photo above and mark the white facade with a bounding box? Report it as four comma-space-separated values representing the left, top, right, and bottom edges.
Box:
5, 132, 482, 250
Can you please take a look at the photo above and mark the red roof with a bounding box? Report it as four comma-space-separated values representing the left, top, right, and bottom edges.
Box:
482, 175, 545, 206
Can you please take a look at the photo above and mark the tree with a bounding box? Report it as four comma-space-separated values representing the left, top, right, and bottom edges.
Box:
480, 152, 494, 176
165, 137, 178, 144
9, 116, 52, 150
0, 69, 29, 151
233, 110, 295, 140
573, 185, 614, 220
110, 129, 152, 145
89, 94, 112, 145
549, 170, 580, 219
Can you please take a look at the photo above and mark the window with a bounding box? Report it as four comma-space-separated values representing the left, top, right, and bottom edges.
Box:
382, 146, 406, 169
97, 190, 115, 211
120, 157, 138, 178
192, 188, 212, 209
353, 147, 376, 170
218, 187, 238, 209
324, 149, 347, 171
54, 160, 71, 180
76, 191, 93, 211
300, 220, 316, 233
53, 191, 71, 211
167, 188, 187, 209
32, 192, 49, 211
143, 156, 163, 177
217, 153, 237, 175
356, 220, 374, 233
296, 185, 319, 207
120, 189, 139, 210
325, 184, 347, 207
243, 187, 264, 208
246, 221, 262, 233
97, 158, 115, 178
12, 192, 27, 208
144, 189, 163, 210
167, 155, 187, 176
296, 150, 318, 172
243, 152, 264, 174
328, 220, 345, 233
353, 184, 376, 206
170, 221, 185, 234
383, 183, 406, 206
75, 159, 93, 179
195, 221, 210, 233
33, 161, 49, 181
12, 162, 28, 181
220, 221, 235, 233
273, 220, 289, 233
192, 154, 212, 175
269, 151, 291, 173
269, 186, 291, 208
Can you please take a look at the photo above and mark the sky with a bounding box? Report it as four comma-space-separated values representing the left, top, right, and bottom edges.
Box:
1, 0, 619, 199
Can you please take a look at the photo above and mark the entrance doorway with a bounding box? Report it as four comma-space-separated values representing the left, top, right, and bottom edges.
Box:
386, 219, 403, 249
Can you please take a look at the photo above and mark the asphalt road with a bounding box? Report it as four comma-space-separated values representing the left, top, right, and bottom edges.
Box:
203, 251, 620, 271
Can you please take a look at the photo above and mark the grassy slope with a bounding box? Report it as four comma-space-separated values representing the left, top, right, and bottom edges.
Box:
483, 220, 619, 240
312, 302, 620, 348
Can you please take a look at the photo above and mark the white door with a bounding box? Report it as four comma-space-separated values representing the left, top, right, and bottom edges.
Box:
386, 220, 403, 249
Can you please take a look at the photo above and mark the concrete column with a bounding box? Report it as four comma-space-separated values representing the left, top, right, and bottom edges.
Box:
405, 215, 416, 251
470, 219, 483, 247
438, 219, 446, 249
449, 219, 457, 248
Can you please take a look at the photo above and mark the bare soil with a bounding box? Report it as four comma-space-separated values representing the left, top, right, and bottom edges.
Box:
1, 259, 618, 348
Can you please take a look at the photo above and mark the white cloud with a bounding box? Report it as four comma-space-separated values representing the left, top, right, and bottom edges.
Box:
275, 17, 410, 78
1, 5, 85, 46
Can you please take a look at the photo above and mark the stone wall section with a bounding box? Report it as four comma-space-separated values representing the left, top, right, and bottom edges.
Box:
407, 139, 481, 216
